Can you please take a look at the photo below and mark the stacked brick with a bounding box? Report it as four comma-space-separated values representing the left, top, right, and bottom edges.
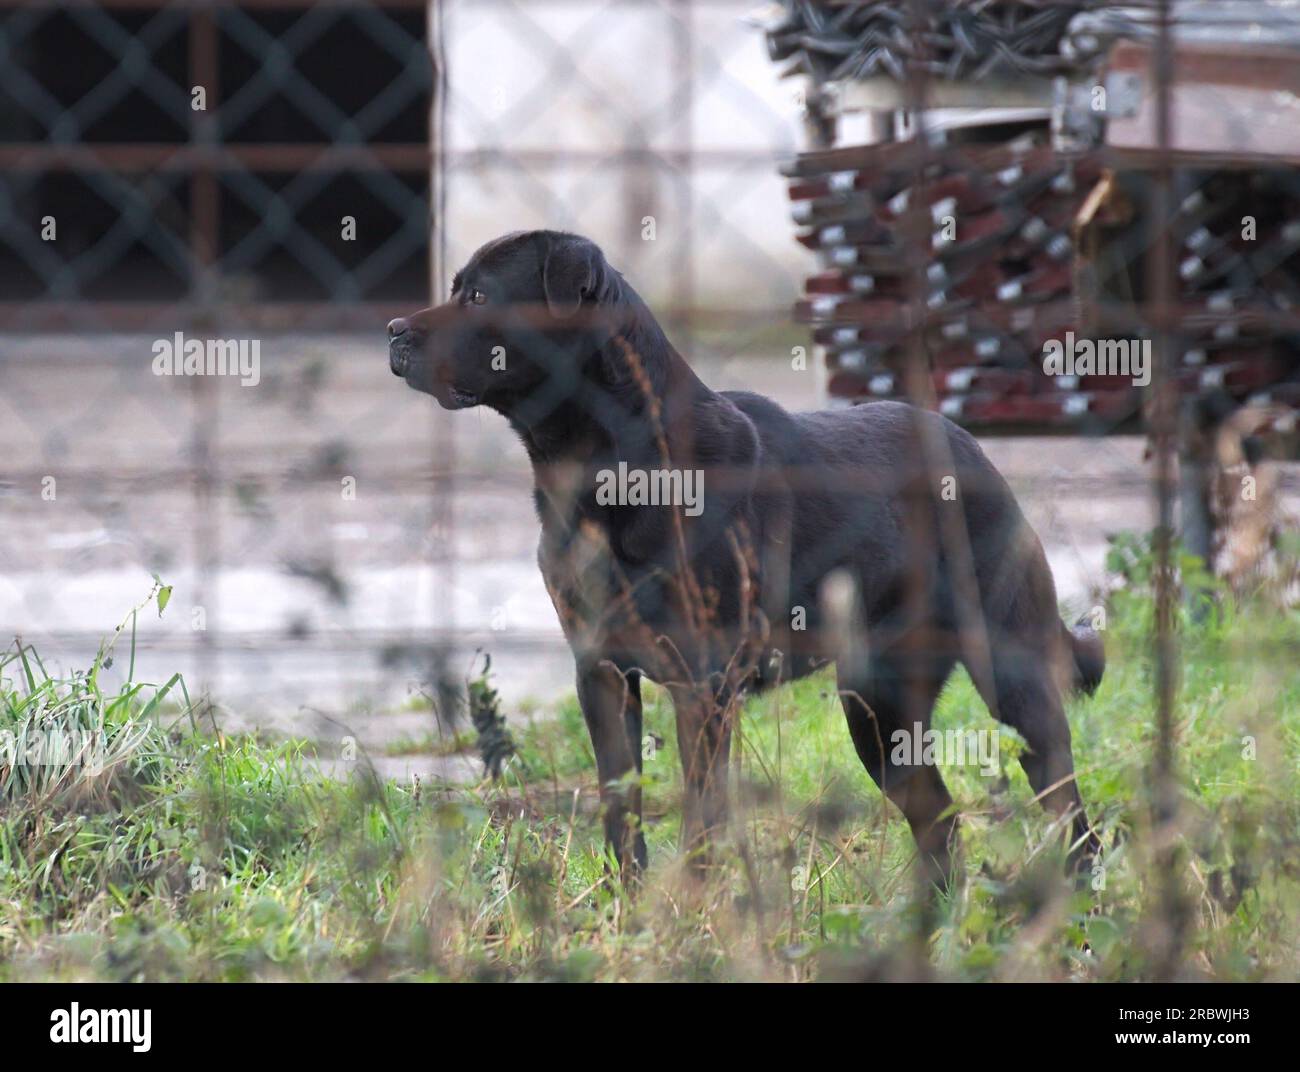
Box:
1166, 171, 1300, 416
786, 134, 1147, 429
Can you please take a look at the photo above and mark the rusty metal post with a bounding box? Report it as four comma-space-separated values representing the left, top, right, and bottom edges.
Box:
189, 0, 221, 704
1146, 0, 1189, 980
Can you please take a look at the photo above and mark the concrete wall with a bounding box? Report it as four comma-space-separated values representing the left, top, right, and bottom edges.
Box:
438, 0, 816, 312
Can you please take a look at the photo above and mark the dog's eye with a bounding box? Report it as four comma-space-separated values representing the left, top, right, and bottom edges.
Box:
468, 288, 487, 306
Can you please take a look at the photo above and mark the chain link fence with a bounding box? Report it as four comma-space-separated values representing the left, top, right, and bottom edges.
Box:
0, 0, 816, 769
2, 0, 1299, 980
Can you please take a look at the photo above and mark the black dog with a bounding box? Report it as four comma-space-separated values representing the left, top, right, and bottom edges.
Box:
389, 230, 1104, 886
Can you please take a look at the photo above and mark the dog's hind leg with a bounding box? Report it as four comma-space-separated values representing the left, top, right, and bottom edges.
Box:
577, 660, 647, 879
838, 648, 960, 890
966, 639, 1100, 874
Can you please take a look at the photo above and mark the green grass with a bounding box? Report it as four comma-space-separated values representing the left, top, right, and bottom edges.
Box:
383, 732, 475, 758
2, 567, 1298, 982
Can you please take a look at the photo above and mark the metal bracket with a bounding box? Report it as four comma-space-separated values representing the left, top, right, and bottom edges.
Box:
1104, 70, 1143, 118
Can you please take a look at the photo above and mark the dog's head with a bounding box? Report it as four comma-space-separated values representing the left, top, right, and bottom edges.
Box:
388, 230, 625, 413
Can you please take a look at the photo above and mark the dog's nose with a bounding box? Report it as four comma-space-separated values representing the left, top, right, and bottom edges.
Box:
387, 317, 409, 340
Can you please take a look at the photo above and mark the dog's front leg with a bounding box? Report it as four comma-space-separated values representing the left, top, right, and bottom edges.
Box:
576, 659, 647, 880
670, 683, 732, 875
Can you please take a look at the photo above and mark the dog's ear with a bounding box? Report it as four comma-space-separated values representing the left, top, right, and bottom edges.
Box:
542, 235, 610, 319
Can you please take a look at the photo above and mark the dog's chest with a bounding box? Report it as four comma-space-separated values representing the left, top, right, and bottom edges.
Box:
536, 511, 624, 641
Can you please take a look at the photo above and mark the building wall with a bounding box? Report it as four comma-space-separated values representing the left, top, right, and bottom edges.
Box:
439, 0, 815, 313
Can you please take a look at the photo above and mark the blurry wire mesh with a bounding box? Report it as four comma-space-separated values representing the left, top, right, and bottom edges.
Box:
0, 0, 812, 756
0, 0, 1300, 992
764, 0, 1299, 596
0, 0, 433, 319
0, 0, 1298, 944
754, 0, 1300, 975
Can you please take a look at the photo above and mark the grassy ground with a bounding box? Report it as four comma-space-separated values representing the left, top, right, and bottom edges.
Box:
2, 556, 1298, 982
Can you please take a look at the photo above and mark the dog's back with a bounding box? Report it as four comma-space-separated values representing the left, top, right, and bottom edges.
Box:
724, 396, 1049, 629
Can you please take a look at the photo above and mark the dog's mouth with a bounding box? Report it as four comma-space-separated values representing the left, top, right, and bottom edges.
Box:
445, 386, 480, 409
389, 343, 412, 378
388, 345, 480, 408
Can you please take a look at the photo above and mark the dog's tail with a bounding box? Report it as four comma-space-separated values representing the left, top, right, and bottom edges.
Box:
1064, 615, 1105, 696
